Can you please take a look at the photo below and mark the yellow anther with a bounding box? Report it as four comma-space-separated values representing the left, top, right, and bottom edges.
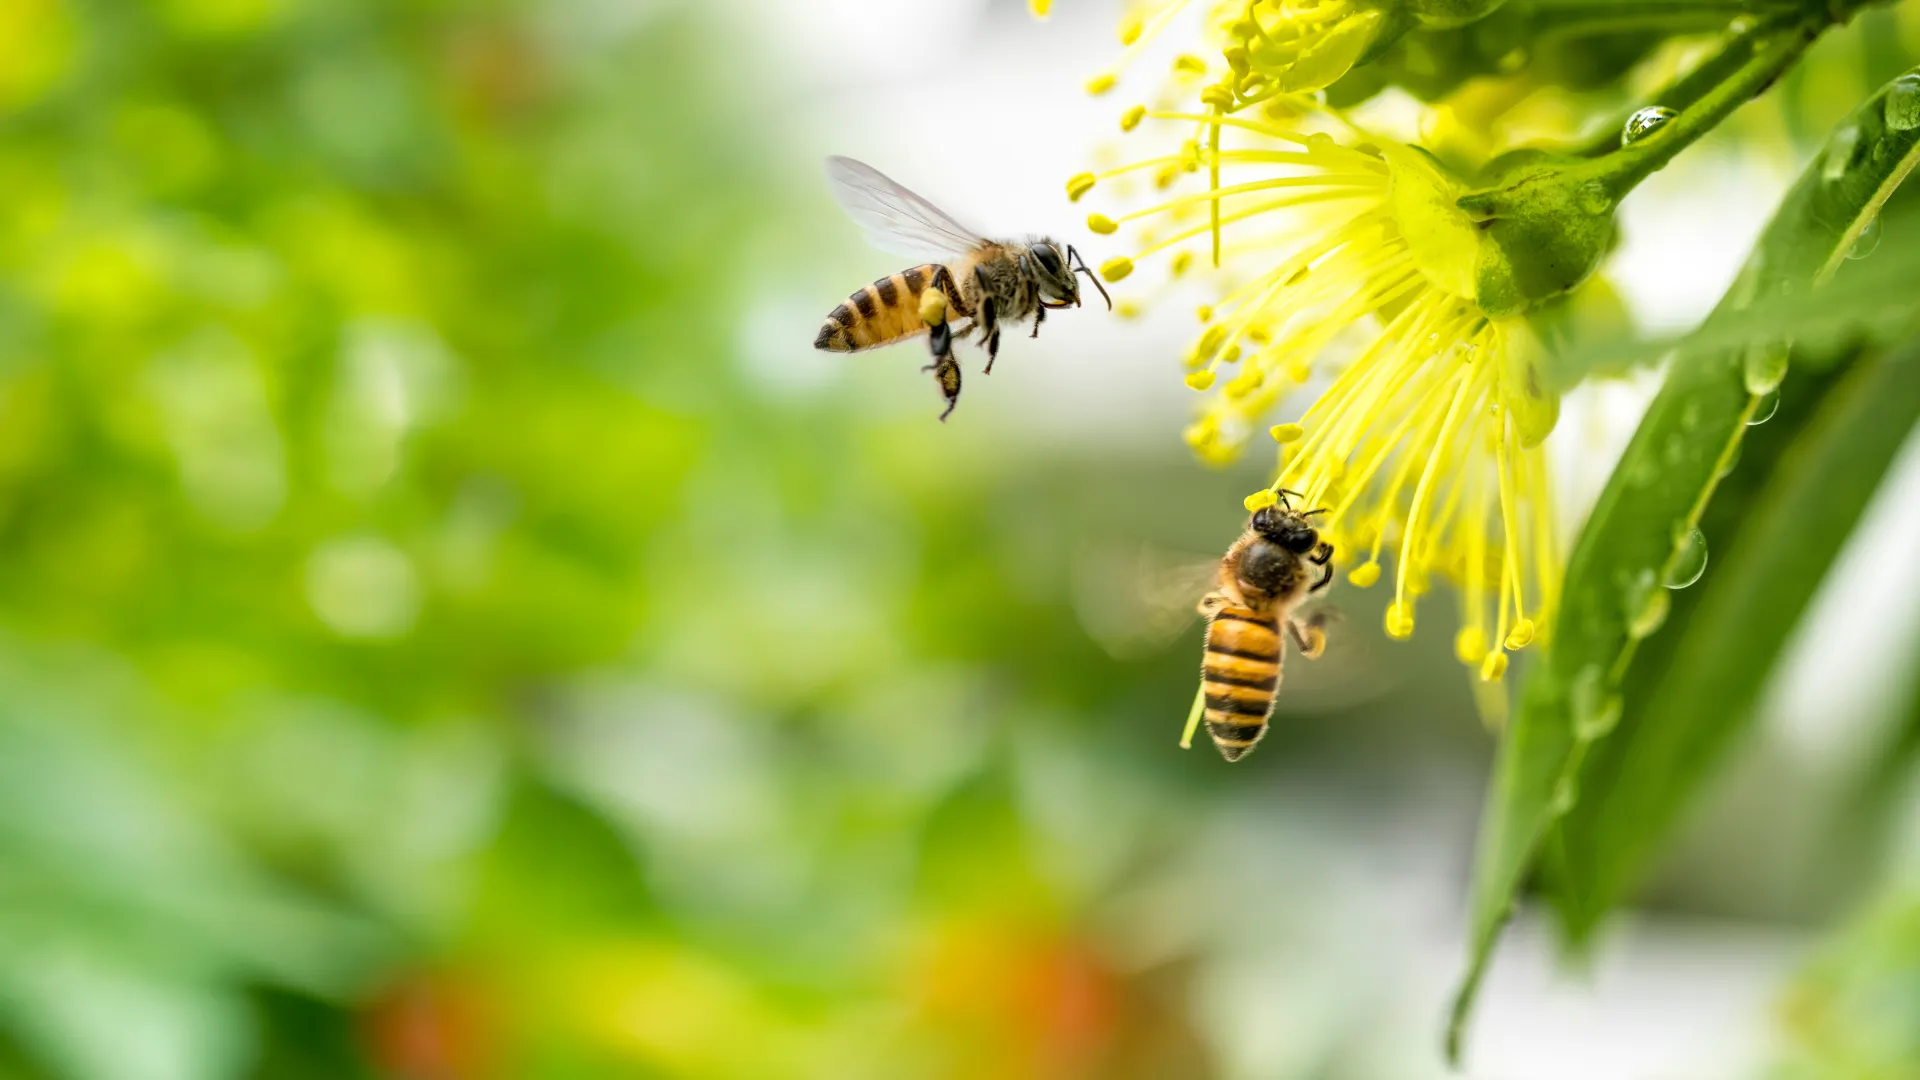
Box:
1480, 651, 1509, 681
1185, 369, 1216, 390
1195, 304, 1213, 321
1121, 104, 1147, 131
1087, 213, 1119, 235
1115, 299, 1142, 318
1066, 172, 1096, 201
1117, 12, 1143, 43
1286, 362, 1311, 383
1244, 488, 1279, 512
1385, 601, 1415, 639
1173, 54, 1207, 75
1029, 0, 1052, 16
1505, 619, 1536, 650
1171, 251, 1193, 277
1154, 164, 1180, 189
1086, 72, 1117, 95
1100, 255, 1134, 281
1223, 44, 1250, 74
1270, 423, 1305, 443
1220, 344, 1242, 364
1200, 84, 1236, 109
1454, 626, 1489, 665
1347, 562, 1380, 587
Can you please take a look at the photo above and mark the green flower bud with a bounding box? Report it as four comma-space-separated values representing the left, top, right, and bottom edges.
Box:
1456, 154, 1617, 317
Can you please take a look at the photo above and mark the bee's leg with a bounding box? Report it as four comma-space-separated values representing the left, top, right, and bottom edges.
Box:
921, 322, 963, 422
1030, 304, 1045, 339
979, 300, 1001, 373
1310, 557, 1334, 594
1288, 612, 1328, 659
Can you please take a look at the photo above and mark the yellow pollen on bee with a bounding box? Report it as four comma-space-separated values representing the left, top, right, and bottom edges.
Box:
918, 288, 948, 326
1347, 561, 1381, 587
1185, 369, 1216, 390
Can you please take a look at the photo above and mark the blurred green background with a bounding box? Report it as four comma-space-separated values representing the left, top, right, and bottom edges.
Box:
5, 1, 1920, 1078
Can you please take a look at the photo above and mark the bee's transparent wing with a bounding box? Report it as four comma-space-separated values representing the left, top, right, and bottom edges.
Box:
824, 156, 989, 262
1070, 540, 1220, 661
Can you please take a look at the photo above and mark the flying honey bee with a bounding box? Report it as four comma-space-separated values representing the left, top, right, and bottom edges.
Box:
814, 156, 1109, 420
1192, 494, 1335, 761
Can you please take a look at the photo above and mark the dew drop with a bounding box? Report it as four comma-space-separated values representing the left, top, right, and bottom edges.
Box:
1747, 388, 1780, 426
1886, 73, 1920, 133
1847, 215, 1883, 260
1624, 568, 1670, 639
1621, 106, 1676, 146
1664, 528, 1708, 589
1578, 180, 1614, 215
1742, 344, 1788, 396
1822, 125, 1861, 182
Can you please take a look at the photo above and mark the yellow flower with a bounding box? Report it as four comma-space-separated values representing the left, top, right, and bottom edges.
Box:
1084, 105, 1562, 675
1081, 0, 1389, 102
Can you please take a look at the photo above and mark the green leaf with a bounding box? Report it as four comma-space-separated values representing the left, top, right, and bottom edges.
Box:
1550, 334, 1920, 940
1448, 63, 1920, 1063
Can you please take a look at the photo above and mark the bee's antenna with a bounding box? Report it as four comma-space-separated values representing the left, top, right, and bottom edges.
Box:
1067, 245, 1112, 311
1276, 488, 1303, 509
1301, 508, 1327, 518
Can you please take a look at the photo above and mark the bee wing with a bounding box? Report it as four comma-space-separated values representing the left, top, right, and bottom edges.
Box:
1070, 540, 1222, 661
824, 156, 990, 262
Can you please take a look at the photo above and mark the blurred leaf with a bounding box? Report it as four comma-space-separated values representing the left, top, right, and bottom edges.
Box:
1549, 334, 1920, 940
1449, 63, 1920, 1062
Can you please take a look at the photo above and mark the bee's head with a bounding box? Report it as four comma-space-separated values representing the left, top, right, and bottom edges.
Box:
1251, 504, 1321, 554
1029, 240, 1111, 311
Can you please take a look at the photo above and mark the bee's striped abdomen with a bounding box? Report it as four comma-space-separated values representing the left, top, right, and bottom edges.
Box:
815, 264, 951, 352
1201, 604, 1282, 762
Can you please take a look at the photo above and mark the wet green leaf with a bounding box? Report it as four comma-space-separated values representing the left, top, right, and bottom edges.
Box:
1449, 63, 1920, 1063
1549, 334, 1920, 942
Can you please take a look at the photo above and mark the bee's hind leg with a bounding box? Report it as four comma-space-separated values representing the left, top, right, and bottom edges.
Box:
1288, 612, 1329, 659
1030, 304, 1045, 339
923, 320, 962, 421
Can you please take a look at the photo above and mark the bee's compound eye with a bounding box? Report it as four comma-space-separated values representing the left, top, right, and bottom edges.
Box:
1250, 507, 1276, 531
1030, 243, 1064, 275
1282, 525, 1319, 554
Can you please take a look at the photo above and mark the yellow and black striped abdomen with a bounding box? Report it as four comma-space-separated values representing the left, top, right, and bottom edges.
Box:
815, 264, 949, 352
1201, 605, 1282, 762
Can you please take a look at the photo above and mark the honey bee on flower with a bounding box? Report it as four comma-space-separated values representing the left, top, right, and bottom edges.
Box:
1071, 18, 1576, 684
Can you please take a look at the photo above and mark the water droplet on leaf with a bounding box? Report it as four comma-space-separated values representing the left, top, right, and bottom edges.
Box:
1578, 181, 1613, 215
1621, 106, 1676, 146
1885, 74, 1920, 132
1848, 215, 1882, 260
1569, 664, 1621, 741
1742, 344, 1788, 396
1822, 126, 1861, 182
1664, 528, 1708, 589
1747, 388, 1780, 426
1624, 568, 1669, 639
